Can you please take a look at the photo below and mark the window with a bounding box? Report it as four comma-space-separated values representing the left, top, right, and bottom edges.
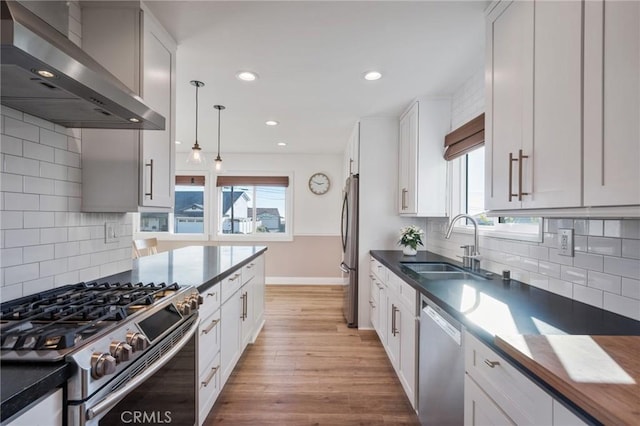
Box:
216, 175, 292, 240
451, 146, 542, 242
139, 174, 207, 236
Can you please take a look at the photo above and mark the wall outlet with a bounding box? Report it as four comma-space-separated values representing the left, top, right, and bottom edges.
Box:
105, 222, 118, 244
558, 228, 574, 257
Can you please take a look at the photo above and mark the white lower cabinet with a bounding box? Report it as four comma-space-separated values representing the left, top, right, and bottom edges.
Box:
369, 255, 418, 410
464, 331, 587, 426
6, 389, 63, 426
198, 253, 266, 425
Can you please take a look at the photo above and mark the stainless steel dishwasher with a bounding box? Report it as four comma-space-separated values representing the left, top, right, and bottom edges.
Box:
419, 294, 464, 425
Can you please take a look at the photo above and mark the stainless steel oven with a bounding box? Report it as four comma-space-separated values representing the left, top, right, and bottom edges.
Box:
1, 281, 201, 426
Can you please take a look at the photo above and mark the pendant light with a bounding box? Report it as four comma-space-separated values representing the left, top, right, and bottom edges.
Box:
213, 105, 225, 171
187, 80, 205, 165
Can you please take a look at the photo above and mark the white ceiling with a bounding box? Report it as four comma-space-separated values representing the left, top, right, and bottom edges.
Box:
144, 1, 487, 155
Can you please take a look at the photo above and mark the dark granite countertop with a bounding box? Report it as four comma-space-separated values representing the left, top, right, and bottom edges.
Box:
370, 250, 640, 424
0, 245, 267, 422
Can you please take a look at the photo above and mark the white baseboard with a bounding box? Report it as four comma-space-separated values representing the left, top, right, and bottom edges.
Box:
266, 277, 347, 285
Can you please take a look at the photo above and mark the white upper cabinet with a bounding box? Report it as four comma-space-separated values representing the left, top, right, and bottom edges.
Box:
485, 0, 582, 210
584, 0, 640, 206
80, 3, 175, 212
398, 99, 450, 217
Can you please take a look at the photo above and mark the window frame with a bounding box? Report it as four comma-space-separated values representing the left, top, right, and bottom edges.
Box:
214, 171, 294, 242
448, 149, 543, 243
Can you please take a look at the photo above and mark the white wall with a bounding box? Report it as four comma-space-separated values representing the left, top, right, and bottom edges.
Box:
175, 151, 343, 236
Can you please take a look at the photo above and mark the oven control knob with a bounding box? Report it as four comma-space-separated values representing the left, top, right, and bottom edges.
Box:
188, 294, 202, 310
178, 301, 192, 316
91, 353, 117, 379
126, 332, 149, 352
110, 341, 133, 363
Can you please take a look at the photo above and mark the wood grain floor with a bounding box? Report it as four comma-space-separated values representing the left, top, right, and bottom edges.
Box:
204, 285, 420, 425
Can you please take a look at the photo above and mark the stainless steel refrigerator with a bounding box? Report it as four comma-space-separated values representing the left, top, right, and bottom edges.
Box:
340, 174, 359, 328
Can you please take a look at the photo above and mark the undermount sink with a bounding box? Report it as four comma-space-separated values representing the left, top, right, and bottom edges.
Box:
401, 263, 487, 281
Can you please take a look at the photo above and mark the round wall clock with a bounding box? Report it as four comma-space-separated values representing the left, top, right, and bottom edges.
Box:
308, 172, 330, 195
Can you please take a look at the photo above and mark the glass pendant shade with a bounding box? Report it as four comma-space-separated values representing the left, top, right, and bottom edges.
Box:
187, 80, 205, 165
213, 105, 225, 171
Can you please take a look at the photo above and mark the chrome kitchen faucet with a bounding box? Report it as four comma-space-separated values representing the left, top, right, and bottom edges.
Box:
445, 214, 481, 270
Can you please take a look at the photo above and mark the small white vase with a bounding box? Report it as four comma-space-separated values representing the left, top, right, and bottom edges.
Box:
402, 246, 417, 256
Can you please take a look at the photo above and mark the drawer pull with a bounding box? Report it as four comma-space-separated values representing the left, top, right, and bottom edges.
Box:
484, 359, 500, 368
229, 273, 241, 281
201, 318, 220, 335
369, 300, 376, 308
206, 291, 217, 298
201, 366, 219, 388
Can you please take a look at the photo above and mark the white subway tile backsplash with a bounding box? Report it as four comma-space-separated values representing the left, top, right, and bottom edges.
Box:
587, 271, 622, 294
587, 236, 622, 256
588, 220, 603, 236
39, 258, 67, 277
40, 128, 68, 150
39, 162, 67, 180
548, 278, 573, 298
604, 220, 622, 238
4, 263, 39, 285
528, 273, 549, 290
67, 226, 91, 241
549, 248, 574, 266
622, 239, 640, 260
40, 228, 67, 244
4, 117, 39, 142
68, 254, 91, 271
0, 135, 23, 156
0, 211, 23, 229
67, 137, 81, 154
603, 293, 640, 321
78, 266, 100, 282
23, 244, 54, 263
40, 195, 68, 211
24, 176, 55, 195
0, 283, 23, 301
22, 276, 54, 294
1, 173, 23, 192
561, 266, 588, 285
573, 284, 603, 308
528, 245, 549, 261
23, 212, 55, 229
68, 197, 81, 212
1, 106, 23, 120
23, 141, 54, 162
54, 180, 81, 197
574, 219, 589, 236
55, 241, 79, 259
538, 261, 561, 278
622, 278, 640, 300
621, 220, 640, 239
574, 235, 588, 252
54, 149, 80, 168
23, 114, 54, 130
573, 252, 604, 272
54, 270, 79, 287
5, 229, 39, 248
67, 167, 81, 183
0, 248, 22, 267
604, 256, 640, 280
3, 192, 39, 211
4, 155, 40, 177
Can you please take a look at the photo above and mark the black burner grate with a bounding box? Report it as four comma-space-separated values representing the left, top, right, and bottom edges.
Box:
0, 281, 179, 351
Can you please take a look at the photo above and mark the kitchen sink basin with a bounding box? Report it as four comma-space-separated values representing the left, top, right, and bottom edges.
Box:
401, 263, 487, 280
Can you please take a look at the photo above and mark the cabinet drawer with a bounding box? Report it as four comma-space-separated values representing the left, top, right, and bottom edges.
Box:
199, 283, 221, 321
464, 374, 515, 426
242, 259, 258, 284
465, 332, 552, 425
389, 272, 417, 314
198, 309, 221, 377
198, 352, 221, 425
370, 257, 387, 282
220, 270, 243, 304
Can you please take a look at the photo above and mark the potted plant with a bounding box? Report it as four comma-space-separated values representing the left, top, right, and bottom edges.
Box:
399, 225, 424, 256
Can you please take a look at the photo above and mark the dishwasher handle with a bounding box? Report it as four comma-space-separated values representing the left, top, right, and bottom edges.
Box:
424, 305, 461, 346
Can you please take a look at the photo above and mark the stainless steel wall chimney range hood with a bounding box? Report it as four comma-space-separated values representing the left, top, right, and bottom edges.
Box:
0, 0, 165, 130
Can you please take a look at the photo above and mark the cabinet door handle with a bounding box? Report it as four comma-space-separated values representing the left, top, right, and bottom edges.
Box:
508, 152, 518, 202
401, 188, 408, 210
201, 318, 220, 335
201, 366, 219, 388
229, 273, 240, 281
517, 149, 530, 201
244, 291, 248, 320
145, 159, 154, 200
369, 300, 376, 308
484, 359, 500, 368
391, 304, 398, 336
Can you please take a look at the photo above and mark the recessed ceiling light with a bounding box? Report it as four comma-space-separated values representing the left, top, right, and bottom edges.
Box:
237, 71, 258, 81
363, 71, 382, 81
265, 120, 279, 126
128, 117, 141, 123
277, 142, 287, 147
36, 70, 56, 78
175, 140, 182, 145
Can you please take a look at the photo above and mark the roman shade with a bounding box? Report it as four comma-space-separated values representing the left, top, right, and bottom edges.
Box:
443, 113, 485, 161
176, 175, 205, 186
216, 176, 290, 187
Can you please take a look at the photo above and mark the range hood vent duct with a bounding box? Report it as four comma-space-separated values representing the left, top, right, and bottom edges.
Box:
0, 0, 165, 130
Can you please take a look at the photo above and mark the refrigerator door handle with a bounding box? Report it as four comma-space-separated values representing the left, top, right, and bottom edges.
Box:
340, 191, 349, 252
339, 262, 350, 274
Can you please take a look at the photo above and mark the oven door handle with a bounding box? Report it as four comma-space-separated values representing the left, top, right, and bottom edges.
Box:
86, 317, 199, 421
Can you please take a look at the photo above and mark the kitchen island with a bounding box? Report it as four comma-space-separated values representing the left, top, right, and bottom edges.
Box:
371, 250, 640, 425
0, 245, 266, 424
